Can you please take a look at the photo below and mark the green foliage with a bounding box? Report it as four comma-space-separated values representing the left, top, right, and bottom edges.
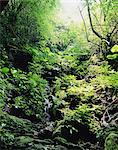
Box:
0, 66, 48, 120
105, 133, 118, 150
0, 0, 57, 48
111, 45, 118, 53
88, 64, 110, 76
64, 104, 94, 123
30, 46, 58, 71
107, 45, 118, 60
0, 0, 117, 149
91, 71, 118, 90
1, 67, 10, 74
57, 52, 77, 72
107, 54, 118, 60
53, 104, 99, 145
0, 72, 14, 109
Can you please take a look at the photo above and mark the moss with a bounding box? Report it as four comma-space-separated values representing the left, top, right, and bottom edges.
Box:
15, 136, 34, 146
0, 111, 69, 150
0, 111, 38, 132
0, 111, 38, 148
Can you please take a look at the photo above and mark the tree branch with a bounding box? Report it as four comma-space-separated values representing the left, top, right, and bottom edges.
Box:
78, 5, 99, 47
86, 0, 107, 41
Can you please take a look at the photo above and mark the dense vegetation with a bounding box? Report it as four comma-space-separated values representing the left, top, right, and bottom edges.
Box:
0, 0, 118, 149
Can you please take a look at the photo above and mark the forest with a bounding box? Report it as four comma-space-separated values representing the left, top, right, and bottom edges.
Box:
0, 0, 118, 149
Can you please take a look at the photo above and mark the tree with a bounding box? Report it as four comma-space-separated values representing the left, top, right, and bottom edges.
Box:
0, 0, 57, 48
83, 0, 117, 48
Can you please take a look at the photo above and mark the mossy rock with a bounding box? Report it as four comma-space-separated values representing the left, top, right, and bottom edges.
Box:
104, 132, 118, 150
0, 111, 38, 134
0, 111, 68, 150
0, 111, 39, 148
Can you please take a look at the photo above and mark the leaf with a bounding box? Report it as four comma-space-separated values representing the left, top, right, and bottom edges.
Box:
111, 45, 118, 53
107, 54, 118, 60
11, 69, 17, 75
1, 67, 9, 74
70, 129, 72, 134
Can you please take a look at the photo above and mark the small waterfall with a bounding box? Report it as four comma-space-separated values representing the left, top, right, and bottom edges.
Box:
44, 98, 52, 121
44, 85, 54, 122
